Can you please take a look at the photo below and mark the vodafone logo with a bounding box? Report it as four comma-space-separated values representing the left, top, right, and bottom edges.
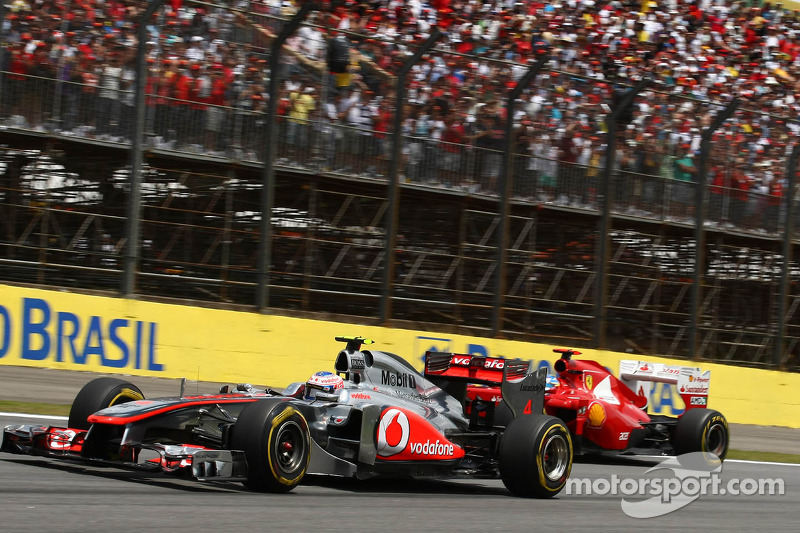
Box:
450, 356, 505, 369
377, 408, 409, 457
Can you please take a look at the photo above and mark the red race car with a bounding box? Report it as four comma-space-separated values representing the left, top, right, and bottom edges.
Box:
452, 348, 729, 460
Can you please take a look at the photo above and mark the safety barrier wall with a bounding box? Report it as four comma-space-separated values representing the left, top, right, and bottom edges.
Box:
1, 284, 797, 428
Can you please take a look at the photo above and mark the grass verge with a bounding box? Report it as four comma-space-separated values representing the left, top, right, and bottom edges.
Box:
727, 449, 800, 464
0, 401, 70, 417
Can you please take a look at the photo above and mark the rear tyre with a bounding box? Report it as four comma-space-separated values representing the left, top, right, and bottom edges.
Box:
232, 401, 310, 493
68, 377, 144, 430
672, 408, 729, 460
499, 414, 573, 498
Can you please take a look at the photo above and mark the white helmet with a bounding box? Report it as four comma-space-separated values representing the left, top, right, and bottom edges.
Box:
304, 371, 345, 400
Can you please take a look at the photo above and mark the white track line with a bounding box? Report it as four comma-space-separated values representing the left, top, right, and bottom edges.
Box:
726, 459, 800, 467
0, 412, 68, 421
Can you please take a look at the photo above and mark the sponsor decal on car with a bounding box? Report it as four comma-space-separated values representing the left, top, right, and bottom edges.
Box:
586, 402, 606, 429
452, 356, 471, 366
483, 358, 505, 369
381, 370, 417, 389
376, 407, 464, 461
350, 392, 371, 400
519, 383, 544, 393
409, 439, 455, 457
690, 396, 707, 405
376, 408, 410, 457
48, 429, 77, 450
679, 384, 709, 394
451, 355, 505, 369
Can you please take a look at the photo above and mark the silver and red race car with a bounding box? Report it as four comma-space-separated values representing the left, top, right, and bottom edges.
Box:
1, 336, 574, 498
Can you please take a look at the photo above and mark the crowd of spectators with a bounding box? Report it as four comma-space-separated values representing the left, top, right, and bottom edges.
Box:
2, 0, 800, 232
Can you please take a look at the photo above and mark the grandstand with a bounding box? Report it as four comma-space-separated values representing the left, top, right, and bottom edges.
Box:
1, 0, 799, 370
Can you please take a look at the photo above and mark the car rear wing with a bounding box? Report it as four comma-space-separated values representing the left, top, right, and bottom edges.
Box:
618, 360, 711, 410
424, 352, 530, 385
425, 352, 546, 421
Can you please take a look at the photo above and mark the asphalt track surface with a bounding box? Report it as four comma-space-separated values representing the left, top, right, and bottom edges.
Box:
0, 368, 798, 530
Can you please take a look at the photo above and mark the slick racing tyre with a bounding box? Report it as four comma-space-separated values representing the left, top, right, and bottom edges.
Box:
68, 377, 145, 430
232, 400, 311, 493
499, 414, 573, 498
672, 408, 729, 460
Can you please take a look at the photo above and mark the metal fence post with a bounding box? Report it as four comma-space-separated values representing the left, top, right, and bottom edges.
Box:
123, 0, 165, 297
492, 54, 549, 337
51, 0, 72, 131
379, 29, 442, 324
776, 143, 800, 367
0, 0, 6, 111
256, 3, 314, 311
689, 100, 739, 359
593, 77, 651, 348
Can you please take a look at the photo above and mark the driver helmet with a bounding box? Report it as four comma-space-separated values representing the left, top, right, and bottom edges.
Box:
304, 371, 345, 400
545, 373, 560, 392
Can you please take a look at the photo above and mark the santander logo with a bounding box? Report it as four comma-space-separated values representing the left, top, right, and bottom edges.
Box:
376, 408, 410, 457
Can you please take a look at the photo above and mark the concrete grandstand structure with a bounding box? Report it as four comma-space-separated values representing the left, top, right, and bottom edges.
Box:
1, 1, 800, 370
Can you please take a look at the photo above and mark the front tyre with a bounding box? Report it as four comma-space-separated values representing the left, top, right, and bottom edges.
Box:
232, 401, 311, 493
499, 414, 573, 498
672, 408, 729, 460
68, 377, 144, 430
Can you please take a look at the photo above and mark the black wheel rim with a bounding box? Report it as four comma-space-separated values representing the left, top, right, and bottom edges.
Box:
274, 420, 306, 474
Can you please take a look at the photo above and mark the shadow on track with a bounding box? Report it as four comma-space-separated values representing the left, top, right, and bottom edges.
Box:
302, 474, 510, 496
2, 457, 510, 497
573, 454, 666, 467
1, 457, 238, 493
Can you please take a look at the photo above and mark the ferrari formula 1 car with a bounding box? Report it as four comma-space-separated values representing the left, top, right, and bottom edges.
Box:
1, 337, 574, 498
466, 348, 729, 461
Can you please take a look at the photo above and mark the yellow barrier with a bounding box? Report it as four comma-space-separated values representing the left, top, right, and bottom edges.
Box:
1, 284, 798, 428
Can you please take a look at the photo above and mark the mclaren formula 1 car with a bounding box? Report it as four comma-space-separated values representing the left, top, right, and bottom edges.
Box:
466, 348, 729, 461
1, 337, 574, 498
